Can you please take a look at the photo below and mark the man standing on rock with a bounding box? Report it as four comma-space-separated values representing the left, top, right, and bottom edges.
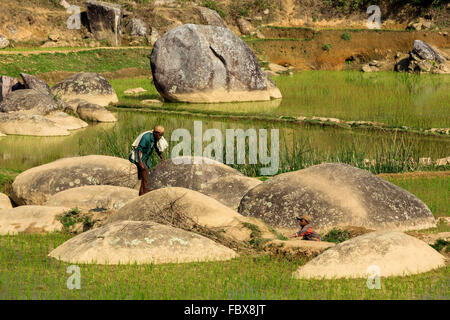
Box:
289, 215, 321, 241
132, 125, 166, 196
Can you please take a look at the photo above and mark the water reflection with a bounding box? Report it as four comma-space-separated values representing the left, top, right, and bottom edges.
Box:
173, 99, 282, 114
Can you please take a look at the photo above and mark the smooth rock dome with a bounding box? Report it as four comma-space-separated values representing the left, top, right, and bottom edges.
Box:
293, 231, 446, 279
238, 163, 436, 233
51, 72, 118, 106
12, 155, 138, 205
45, 185, 139, 213
0, 192, 13, 211
147, 156, 262, 210
108, 187, 275, 243
150, 24, 282, 103
0, 112, 70, 136
0, 89, 60, 115
48, 220, 238, 264
0, 205, 70, 235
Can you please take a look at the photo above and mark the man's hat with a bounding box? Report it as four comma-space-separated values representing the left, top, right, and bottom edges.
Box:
296, 214, 312, 223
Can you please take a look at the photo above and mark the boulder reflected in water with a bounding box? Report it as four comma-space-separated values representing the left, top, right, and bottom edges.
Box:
175, 98, 282, 115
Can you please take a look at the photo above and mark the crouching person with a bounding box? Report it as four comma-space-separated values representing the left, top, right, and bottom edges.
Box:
289, 214, 321, 241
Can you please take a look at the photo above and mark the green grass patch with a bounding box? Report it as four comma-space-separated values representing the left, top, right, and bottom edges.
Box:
380, 174, 449, 217
56, 208, 92, 233
242, 222, 270, 250
322, 229, 351, 244
274, 71, 450, 129
0, 168, 21, 194
0, 48, 151, 78
341, 32, 351, 40
430, 239, 450, 253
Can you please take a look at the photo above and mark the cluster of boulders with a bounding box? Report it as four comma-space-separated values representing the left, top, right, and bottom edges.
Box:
0, 72, 118, 137
395, 40, 449, 74
361, 40, 449, 74
406, 18, 435, 31
0, 156, 446, 277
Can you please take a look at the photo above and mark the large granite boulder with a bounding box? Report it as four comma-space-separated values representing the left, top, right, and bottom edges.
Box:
51, 73, 118, 107
238, 163, 436, 233
45, 185, 138, 213
0, 192, 13, 211
108, 187, 274, 244
395, 40, 449, 74
195, 7, 226, 27
0, 112, 70, 136
20, 73, 52, 96
11, 155, 138, 205
0, 205, 70, 235
44, 112, 88, 131
76, 100, 117, 122
412, 40, 445, 63
293, 231, 446, 279
150, 24, 282, 103
147, 156, 262, 210
48, 220, 238, 264
0, 89, 61, 115
86, 0, 123, 46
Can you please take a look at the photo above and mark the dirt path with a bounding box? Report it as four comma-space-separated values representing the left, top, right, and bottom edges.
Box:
0, 46, 151, 56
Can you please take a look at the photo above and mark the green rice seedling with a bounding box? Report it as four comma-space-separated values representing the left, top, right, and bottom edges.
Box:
322, 229, 351, 244
380, 173, 449, 217
341, 32, 351, 40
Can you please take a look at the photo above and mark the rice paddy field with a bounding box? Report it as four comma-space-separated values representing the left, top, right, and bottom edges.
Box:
109, 72, 450, 130
0, 233, 448, 300
0, 48, 449, 300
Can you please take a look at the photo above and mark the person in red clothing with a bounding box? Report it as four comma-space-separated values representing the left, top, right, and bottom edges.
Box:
289, 214, 321, 241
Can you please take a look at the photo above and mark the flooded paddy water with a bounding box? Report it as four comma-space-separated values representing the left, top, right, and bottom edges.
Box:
1, 110, 448, 175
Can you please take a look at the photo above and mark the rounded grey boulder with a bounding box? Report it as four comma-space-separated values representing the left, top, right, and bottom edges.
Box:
0, 112, 70, 136
413, 40, 445, 63
147, 156, 262, 210
293, 231, 446, 279
45, 185, 139, 213
76, 100, 117, 122
12, 155, 138, 205
150, 24, 281, 103
51, 73, 118, 107
20, 73, 52, 96
238, 163, 436, 233
0, 192, 13, 211
108, 187, 275, 244
0, 89, 60, 115
48, 220, 238, 264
